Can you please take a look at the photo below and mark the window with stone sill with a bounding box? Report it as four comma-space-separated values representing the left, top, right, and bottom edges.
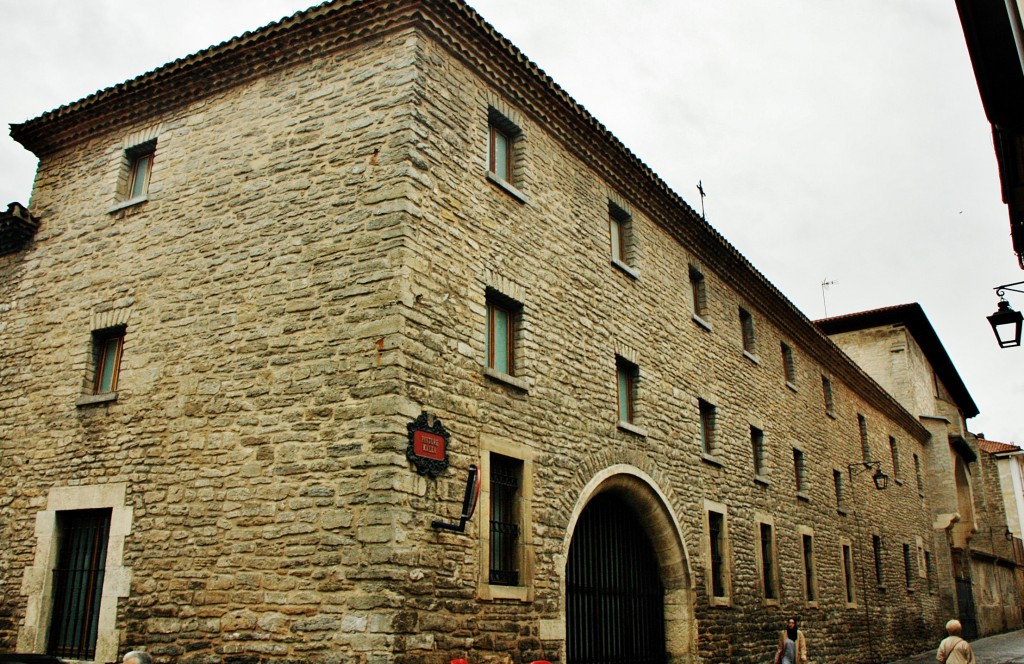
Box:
793, 448, 807, 497
913, 453, 925, 496
841, 539, 857, 605
114, 140, 156, 210
751, 426, 767, 479
801, 531, 818, 603
873, 534, 885, 587
858, 414, 870, 463
484, 288, 527, 391
889, 435, 902, 482
903, 543, 914, 591
822, 375, 836, 417
740, 307, 756, 358
489, 453, 522, 587
781, 342, 796, 388
704, 501, 732, 606
756, 519, 780, 602
833, 469, 846, 513
689, 265, 709, 326
93, 326, 125, 395
699, 399, 718, 457
487, 108, 526, 202
616, 356, 641, 430
478, 438, 535, 602
608, 200, 637, 278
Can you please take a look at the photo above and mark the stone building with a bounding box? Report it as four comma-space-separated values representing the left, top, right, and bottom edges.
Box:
818, 304, 1024, 639
0, 1, 991, 663
979, 436, 1024, 540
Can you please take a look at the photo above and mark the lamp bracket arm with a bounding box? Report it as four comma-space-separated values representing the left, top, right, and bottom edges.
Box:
994, 280, 1024, 296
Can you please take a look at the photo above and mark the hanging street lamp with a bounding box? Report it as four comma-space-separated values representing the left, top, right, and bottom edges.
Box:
988, 281, 1024, 348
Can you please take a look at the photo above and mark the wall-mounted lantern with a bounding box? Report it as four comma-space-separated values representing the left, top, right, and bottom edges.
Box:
988, 281, 1024, 348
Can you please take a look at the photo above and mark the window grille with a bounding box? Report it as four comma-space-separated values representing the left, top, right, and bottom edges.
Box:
489, 455, 521, 585
48, 509, 111, 660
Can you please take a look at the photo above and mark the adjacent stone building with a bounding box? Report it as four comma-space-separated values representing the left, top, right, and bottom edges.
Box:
818, 304, 1024, 639
0, 1, 1006, 663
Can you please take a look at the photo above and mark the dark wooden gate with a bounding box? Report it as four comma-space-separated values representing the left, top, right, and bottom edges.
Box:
955, 576, 978, 639
951, 547, 978, 640
566, 493, 666, 664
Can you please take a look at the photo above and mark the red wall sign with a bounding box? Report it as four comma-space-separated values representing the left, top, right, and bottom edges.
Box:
413, 430, 446, 461
406, 411, 450, 478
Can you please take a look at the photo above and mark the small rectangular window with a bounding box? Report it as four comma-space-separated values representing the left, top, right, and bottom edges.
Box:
822, 375, 835, 416
93, 327, 125, 394
689, 266, 708, 321
873, 535, 884, 586
914, 453, 925, 496
924, 551, 935, 592
889, 436, 901, 481
487, 300, 515, 376
740, 307, 756, 355
858, 414, 870, 462
833, 470, 845, 510
129, 152, 153, 199
842, 542, 856, 604
759, 523, 778, 600
751, 426, 766, 478
48, 509, 112, 660
489, 125, 512, 182
793, 448, 806, 495
489, 453, 522, 586
608, 201, 633, 270
708, 511, 726, 599
903, 543, 914, 590
699, 399, 716, 455
616, 357, 638, 425
781, 342, 796, 386
802, 533, 816, 602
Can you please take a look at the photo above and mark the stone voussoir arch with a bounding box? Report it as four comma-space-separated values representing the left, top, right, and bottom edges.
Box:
559, 461, 698, 663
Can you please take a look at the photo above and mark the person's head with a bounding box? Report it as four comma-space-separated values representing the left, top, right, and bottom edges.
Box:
945, 619, 963, 636
123, 651, 153, 664
786, 617, 798, 630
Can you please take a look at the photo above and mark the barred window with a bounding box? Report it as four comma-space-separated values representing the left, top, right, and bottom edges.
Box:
489, 454, 522, 586
48, 509, 112, 660
708, 511, 726, 598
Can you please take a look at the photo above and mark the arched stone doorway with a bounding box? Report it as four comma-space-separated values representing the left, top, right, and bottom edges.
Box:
563, 467, 695, 664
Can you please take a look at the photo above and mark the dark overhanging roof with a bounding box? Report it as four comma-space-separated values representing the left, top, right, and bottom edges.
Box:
955, 0, 1024, 267
815, 303, 980, 419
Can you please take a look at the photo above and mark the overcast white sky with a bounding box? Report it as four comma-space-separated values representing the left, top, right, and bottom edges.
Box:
1, 0, 1021, 443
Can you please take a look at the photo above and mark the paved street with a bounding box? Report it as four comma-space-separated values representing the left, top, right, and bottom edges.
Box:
887, 628, 1024, 663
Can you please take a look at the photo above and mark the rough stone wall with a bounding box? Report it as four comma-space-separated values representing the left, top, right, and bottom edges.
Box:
971, 446, 1024, 634
402, 32, 942, 664
0, 30, 430, 664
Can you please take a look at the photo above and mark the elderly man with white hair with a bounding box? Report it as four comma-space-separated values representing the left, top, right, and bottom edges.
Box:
123, 650, 154, 664
936, 619, 976, 664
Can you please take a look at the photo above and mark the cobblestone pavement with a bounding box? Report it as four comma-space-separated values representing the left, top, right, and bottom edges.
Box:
887, 628, 1024, 663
